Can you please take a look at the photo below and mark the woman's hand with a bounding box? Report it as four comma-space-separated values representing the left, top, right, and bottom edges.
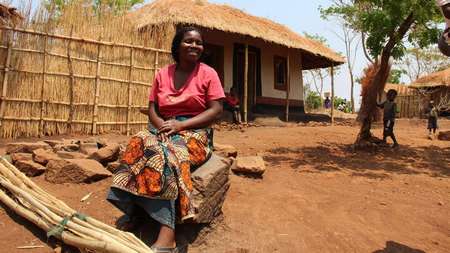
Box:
159, 120, 185, 136
158, 132, 169, 142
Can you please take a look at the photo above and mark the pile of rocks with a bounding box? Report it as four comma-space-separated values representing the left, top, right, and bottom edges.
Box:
298, 121, 330, 127
5, 138, 123, 184
213, 122, 260, 131
3, 137, 241, 225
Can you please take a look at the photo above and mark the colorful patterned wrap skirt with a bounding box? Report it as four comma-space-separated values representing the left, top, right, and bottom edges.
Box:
107, 118, 213, 229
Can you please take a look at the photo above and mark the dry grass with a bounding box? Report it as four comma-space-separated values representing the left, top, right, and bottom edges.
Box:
410, 68, 450, 88
0, 1, 172, 138
127, 0, 345, 68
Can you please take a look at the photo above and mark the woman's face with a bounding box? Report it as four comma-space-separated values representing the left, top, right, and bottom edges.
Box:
179, 30, 204, 63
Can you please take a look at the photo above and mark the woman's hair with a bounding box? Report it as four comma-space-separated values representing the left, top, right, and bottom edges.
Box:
171, 26, 203, 63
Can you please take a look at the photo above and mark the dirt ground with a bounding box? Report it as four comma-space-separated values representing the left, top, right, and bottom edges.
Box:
0, 119, 449, 253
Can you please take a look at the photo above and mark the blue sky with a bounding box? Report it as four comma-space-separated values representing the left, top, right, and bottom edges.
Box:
14, 0, 366, 106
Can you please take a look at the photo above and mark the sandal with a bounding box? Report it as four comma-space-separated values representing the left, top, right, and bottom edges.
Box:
150, 245, 179, 253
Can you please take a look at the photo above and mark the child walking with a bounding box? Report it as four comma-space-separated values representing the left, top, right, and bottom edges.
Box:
427, 101, 439, 139
378, 89, 399, 148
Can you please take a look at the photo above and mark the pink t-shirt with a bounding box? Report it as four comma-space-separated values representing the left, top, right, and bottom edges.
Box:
149, 63, 225, 118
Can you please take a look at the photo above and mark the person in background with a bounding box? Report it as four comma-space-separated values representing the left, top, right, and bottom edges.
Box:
324, 96, 331, 109
378, 89, 399, 148
427, 101, 439, 139
437, 0, 450, 56
224, 86, 241, 124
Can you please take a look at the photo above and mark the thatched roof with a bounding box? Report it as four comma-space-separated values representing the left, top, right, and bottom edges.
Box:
0, 3, 23, 27
384, 83, 414, 95
410, 68, 450, 88
127, 0, 345, 69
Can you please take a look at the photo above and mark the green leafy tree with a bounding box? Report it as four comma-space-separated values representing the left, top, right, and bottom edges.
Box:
387, 69, 406, 84
333, 96, 352, 113
321, 0, 443, 144
94, 0, 144, 13
303, 33, 330, 101
303, 33, 341, 102
395, 46, 450, 82
305, 91, 323, 111
45, 0, 143, 15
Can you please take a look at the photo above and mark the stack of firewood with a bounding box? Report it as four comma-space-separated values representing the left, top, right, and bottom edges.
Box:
0, 157, 153, 253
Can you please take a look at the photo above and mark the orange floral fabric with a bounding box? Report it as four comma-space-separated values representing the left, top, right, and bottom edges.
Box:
111, 128, 212, 221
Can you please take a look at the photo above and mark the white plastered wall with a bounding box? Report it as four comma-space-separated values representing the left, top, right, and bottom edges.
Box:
203, 30, 304, 102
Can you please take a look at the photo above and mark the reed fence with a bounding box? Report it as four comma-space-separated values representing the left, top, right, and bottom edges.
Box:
0, 26, 172, 138
396, 91, 422, 118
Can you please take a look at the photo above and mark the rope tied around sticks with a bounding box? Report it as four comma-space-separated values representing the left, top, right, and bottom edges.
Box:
47, 212, 88, 238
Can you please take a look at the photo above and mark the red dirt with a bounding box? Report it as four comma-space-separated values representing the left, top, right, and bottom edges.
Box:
0, 119, 449, 253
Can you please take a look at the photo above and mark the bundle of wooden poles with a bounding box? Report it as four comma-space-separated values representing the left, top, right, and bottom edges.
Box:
0, 157, 154, 253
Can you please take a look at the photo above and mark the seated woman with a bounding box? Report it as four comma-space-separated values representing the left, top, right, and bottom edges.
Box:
107, 26, 225, 253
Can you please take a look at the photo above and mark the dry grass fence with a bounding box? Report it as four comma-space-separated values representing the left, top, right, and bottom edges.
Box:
0, 25, 172, 138
396, 91, 422, 118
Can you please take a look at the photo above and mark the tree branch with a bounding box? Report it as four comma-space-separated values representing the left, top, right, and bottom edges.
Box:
361, 32, 374, 64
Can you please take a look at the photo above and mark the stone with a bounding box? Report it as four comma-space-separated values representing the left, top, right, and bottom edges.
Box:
53, 143, 80, 152
83, 137, 108, 148
253, 116, 286, 127
43, 140, 64, 148
15, 160, 46, 177
232, 156, 266, 176
437, 131, 450, 141
10, 153, 33, 163
33, 148, 61, 165
213, 143, 238, 158
62, 139, 80, 145
79, 142, 99, 156
45, 159, 112, 184
106, 161, 121, 173
6, 142, 52, 154
191, 154, 231, 223
56, 151, 87, 159
88, 143, 120, 165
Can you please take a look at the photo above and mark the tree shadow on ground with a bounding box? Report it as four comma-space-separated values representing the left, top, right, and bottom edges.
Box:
264, 143, 450, 179
373, 241, 426, 253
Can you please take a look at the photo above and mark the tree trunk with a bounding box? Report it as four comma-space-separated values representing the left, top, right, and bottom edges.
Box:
355, 12, 415, 146
350, 71, 355, 113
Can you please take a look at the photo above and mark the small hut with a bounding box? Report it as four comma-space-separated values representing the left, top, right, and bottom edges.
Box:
127, 0, 344, 120
410, 68, 450, 115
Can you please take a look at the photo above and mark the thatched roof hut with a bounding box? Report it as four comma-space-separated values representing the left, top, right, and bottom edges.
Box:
128, 0, 344, 70
409, 68, 450, 115
127, 0, 344, 119
410, 68, 450, 88
0, 3, 23, 27
384, 83, 413, 95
